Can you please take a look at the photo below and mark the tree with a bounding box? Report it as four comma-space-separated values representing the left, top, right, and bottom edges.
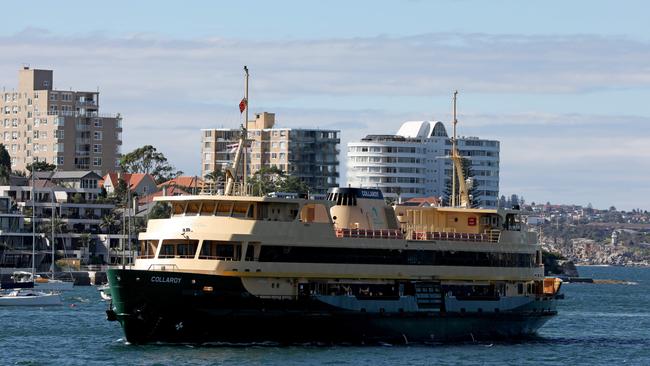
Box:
120, 145, 182, 183
0, 144, 11, 185
41, 217, 66, 237
246, 166, 312, 196
26, 161, 56, 172
149, 202, 171, 220
204, 170, 225, 182
100, 212, 118, 234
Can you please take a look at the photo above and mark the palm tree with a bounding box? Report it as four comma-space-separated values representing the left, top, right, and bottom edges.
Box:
204, 170, 226, 194
100, 212, 118, 234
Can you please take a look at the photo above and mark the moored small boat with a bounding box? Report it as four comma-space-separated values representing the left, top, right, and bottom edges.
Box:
0, 289, 62, 306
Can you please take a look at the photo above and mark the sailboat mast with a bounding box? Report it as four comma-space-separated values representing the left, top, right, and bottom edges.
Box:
51, 189, 55, 278
31, 165, 35, 277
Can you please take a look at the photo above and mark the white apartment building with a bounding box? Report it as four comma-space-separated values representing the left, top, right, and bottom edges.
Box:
347, 121, 500, 207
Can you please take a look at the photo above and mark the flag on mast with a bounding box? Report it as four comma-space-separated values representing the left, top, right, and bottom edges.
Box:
239, 98, 247, 113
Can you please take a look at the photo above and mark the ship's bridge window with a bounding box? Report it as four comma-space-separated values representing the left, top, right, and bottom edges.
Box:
159, 239, 199, 259
232, 202, 253, 218
185, 201, 201, 215
138, 240, 158, 259
200, 201, 216, 216
216, 201, 234, 216
300, 203, 330, 223
199, 240, 241, 261
172, 202, 185, 216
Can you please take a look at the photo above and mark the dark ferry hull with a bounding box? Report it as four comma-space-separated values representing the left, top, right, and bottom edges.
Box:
107, 268, 556, 345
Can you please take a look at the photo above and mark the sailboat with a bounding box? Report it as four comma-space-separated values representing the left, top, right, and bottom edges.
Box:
33, 190, 74, 290
0, 170, 62, 306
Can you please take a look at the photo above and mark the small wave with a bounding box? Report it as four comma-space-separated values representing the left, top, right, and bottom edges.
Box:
592, 279, 639, 285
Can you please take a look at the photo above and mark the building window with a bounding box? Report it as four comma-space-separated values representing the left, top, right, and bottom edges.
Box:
56, 130, 65, 139
57, 157, 64, 165
94, 131, 103, 140
93, 119, 102, 128
93, 144, 102, 153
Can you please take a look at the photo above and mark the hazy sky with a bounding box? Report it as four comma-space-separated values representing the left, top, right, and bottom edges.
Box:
1, 0, 649, 210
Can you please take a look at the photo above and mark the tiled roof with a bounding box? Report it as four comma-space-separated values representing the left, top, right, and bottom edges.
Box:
158, 176, 205, 189
138, 186, 190, 204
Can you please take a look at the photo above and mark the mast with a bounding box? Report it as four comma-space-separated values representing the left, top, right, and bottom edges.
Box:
451, 91, 457, 207
450, 91, 470, 208
224, 66, 249, 196
31, 163, 35, 278
51, 188, 55, 278
242, 66, 249, 196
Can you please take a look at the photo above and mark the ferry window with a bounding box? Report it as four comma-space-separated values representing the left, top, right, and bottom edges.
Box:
160, 243, 176, 258
200, 201, 216, 216
186, 201, 200, 215
159, 239, 199, 258
232, 202, 251, 217
177, 241, 198, 258
199, 240, 241, 260
216, 201, 233, 216
139, 240, 158, 258
172, 202, 185, 216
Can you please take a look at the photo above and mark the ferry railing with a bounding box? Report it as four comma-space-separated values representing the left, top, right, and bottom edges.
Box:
335, 228, 404, 239
147, 264, 179, 271
335, 226, 501, 243
403, 224, 501, 243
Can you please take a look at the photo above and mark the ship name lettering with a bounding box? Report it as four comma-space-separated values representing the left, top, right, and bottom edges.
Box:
151, 276, 182, 284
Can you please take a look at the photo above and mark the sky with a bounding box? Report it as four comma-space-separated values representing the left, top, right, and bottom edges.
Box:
1, 0, 649, 211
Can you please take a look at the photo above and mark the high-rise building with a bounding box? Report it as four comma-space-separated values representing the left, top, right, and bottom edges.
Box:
201, 112, 340, 194
347, 121, 500, 207
0, 67, 122, 174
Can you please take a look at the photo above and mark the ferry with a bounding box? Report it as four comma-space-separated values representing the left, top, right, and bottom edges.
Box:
106, 75, 562, 344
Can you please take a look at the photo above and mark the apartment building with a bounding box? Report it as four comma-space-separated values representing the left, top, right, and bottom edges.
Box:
347, 121, 500, 208
0, 67, 122, 174
201, 112, 340, 194
0, 171, 132, 270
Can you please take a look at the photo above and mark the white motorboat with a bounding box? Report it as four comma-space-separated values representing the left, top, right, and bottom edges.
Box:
97, 284, 112, 301
0, 289, 62, 306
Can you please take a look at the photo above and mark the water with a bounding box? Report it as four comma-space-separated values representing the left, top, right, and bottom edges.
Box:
1, 266, 649, 366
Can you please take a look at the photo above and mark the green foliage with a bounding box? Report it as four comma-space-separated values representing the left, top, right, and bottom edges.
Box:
111, 178, 129, 205
542, 250, 566, 275
26, 161, 56, 172
100, 212, 118, 234
0, 144, 10, 185
204, 170, 225, 182
120, 145, 182, 183
248, 166, 310, 196
71, 193, 86, 204
149, 202, 171, 220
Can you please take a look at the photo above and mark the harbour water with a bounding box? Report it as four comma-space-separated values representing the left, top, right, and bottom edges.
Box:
1, 266, 648, 365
